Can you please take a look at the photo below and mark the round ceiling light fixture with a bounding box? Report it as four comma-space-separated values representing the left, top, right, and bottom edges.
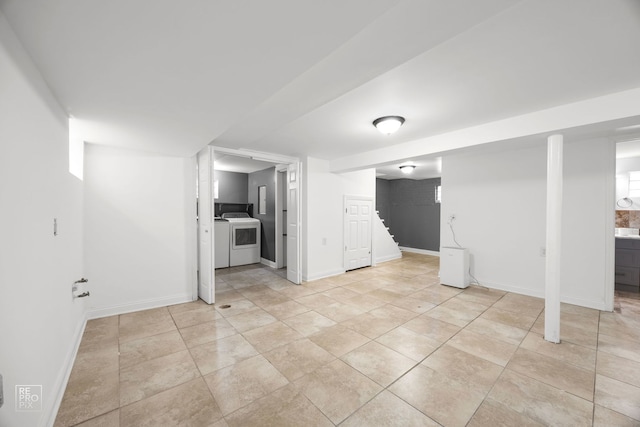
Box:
399, 164, 416, 174
373, 116, 405, 135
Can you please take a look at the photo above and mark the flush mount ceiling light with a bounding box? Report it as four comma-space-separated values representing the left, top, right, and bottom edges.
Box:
373, 115, 405, 135
399, 165, 416, 174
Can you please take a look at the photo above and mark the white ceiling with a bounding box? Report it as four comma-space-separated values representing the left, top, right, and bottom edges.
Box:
2, 0, 640, 175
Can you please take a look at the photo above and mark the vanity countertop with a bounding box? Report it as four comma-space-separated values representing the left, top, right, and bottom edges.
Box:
616, 235, 640, 239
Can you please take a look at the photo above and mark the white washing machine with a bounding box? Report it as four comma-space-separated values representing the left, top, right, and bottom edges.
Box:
221, 212, 261, 266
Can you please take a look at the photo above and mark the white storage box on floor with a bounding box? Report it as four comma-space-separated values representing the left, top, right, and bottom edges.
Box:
440, 246, 469, 288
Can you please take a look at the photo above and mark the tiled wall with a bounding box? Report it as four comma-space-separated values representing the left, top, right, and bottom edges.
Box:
615, 210, 640, 227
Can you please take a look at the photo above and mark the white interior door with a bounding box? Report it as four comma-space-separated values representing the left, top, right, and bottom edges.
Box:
344, 197, 373, 271
287, 163, 301, 284
275, 169, 286, 269
197, 147, 215, 303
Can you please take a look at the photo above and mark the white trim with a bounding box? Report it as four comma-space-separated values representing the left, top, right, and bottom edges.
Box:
212, 146, 299, 165
275, 170, 283, 269
604, 139, 616, 312
560, 295, 608, 312
261, 258, 277, 268
453, 277, 608, 311
289, 161, 303, 284
186, 155, 199, 302
44, 311, 88, 427
471, 280, 544, 299
399, 247, 440, 257
376, 252, 403, 263
303, 269, 346, 283
86, 293, 193, 320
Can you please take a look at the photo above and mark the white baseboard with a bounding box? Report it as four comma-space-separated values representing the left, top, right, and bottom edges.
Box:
375, 253, 403, 264
260, 258, 277, 268
460, 279, 607, 311
45, 310, 88, 427
472, 279, 544, 299
559, 295, 607, 311
86, 293, 193, 320
303, 269, 345, 283
399, 247, 440, 256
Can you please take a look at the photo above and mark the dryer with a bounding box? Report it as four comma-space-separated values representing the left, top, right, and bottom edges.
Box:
221, 212, 261, 266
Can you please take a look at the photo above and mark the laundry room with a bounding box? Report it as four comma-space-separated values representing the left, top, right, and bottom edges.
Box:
211, 153, 286, 270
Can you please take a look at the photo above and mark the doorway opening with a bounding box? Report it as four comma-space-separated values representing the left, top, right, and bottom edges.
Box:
344, 196, 373, 271
196, 146, 302, 304
614, 140, 640, 311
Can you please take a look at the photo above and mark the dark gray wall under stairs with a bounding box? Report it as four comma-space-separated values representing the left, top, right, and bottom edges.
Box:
376, 177, 441, 251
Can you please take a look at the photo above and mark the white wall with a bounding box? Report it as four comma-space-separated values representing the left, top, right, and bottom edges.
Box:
440, 137, 614, 310
561, 138, 614, 309
302, 157, 375, 281
84, 144, 197, 318
0, 10, 84, 427
441, 143, 548, 295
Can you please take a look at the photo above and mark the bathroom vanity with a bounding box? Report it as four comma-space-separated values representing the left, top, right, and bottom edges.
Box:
615, 233, 640, 292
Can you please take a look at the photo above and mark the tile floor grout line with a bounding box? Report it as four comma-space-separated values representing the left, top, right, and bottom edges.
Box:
591, 308, 601, 427
59, 259, 639, 426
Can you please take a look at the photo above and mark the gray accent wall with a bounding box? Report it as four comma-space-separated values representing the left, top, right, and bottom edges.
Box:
376, 178, 391, 224
376, 177, 441, 251
248, 167, 276, 262
214, 170, 248, 203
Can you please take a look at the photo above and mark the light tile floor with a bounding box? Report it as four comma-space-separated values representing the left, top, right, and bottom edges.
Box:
54, 253, 640, 426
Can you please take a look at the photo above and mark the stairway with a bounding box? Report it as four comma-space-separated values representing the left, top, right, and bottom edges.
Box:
373, 211, 402, 263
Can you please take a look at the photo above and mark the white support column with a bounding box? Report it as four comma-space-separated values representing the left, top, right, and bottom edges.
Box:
545, 134, 563, 343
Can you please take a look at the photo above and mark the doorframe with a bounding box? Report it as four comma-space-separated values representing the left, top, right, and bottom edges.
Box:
275, 166, 288, 269
198, 146, 302, 290
196, 146, 215, 303
605, 140, 617, 312
343, 195, 374, 271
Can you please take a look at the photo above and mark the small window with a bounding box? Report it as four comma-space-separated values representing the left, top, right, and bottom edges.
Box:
629, 172, 640, 197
